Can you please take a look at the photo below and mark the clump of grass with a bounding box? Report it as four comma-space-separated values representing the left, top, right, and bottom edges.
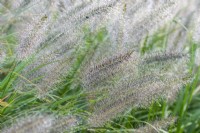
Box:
0, 0, 200, 133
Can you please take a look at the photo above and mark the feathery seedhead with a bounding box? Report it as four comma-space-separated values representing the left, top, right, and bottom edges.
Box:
88, 54, 189, 127
16, 13, 52, 60
51, 115, 80, 133
192, 10, 200, 43
123, 0, 177, 48
195, 48, 200, 66
138, 51, 189, 76
2, 114, 80, 133
2, 115, 54, 133
82, 50, 134, 89
134, 117, 177, 133
88, 78, 170, 127
0, 45, 6, 63
141, 51, 187, 64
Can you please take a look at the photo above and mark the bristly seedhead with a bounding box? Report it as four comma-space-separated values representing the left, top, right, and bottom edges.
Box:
2, 115, 54, 133
123, 0, 178, 49
141, 51, 187, 64
16, 13, 52, 60
134, 117, 177, 133
192, 10, 200, 43
138, 51, 189, 76
82, 50, 135, 90
51, 115, 80, 132
87, 74, 181, 127
195, 48, 200, 66
2, 114, 80, 133
87, 50, 189, 127
0, 45, 6, 63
